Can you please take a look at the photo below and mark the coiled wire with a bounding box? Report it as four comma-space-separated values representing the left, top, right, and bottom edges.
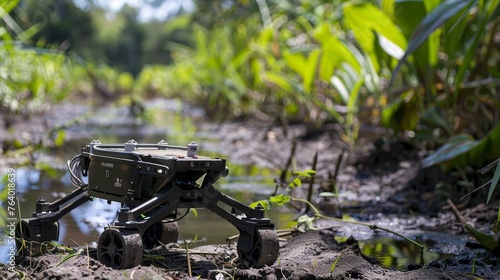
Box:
67, 155, 87, 188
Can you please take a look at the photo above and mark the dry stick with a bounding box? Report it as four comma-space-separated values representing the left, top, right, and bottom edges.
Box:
86, 244, 90, 270
331, 150, 344, 193
305, 150, 318, 213
446, 199, 467, 224
291, 197, 424, 249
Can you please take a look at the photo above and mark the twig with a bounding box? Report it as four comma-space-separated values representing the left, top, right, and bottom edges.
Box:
86, 244, 90, 269
446, 199, 467, 224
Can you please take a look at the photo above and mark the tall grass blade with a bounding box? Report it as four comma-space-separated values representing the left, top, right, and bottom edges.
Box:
486, 161, 500, 204
392, 0, 477, 80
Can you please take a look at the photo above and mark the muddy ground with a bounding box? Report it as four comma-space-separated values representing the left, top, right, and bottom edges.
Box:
2, 103, 500, 279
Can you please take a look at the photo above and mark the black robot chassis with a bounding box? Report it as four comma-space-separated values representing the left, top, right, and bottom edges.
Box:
15, 140, 279, 269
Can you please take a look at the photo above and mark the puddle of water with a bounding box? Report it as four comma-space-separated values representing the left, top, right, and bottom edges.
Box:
358, 237, 443, 270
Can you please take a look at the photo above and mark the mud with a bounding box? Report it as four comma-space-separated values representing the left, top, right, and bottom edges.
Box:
2, 230, 498, 279
2, 102, 500, 279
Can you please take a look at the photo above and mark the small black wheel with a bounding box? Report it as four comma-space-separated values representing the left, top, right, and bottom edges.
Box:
237, 228, 279, 268
142, 221, 179, 249
98, 228, 143, 269
15, 220, 34, 256
15, 220, 59, 256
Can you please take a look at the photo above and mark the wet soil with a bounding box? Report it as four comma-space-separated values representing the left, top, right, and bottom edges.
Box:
2, 102, 500, 279
2, 230, 499, 279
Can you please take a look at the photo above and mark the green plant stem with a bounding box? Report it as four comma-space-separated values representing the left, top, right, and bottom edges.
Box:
185, 241, 192, 277
290, 197, 424, 249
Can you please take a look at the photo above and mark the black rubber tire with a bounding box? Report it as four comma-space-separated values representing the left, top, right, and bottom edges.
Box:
142, 221, 179, 249
97, 228, 143, 269
237, 228, 279, 268
15, 220, 59, 256
15, 220, 34, 256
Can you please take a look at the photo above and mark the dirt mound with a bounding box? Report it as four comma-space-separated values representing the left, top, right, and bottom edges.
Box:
3, 231, 496, 280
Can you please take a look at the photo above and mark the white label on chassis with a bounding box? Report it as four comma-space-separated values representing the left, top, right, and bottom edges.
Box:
114, 178, 123, 187
101, 162, 114, 168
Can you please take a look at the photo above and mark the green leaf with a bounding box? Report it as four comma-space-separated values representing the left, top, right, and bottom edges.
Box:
464, 223, 499, 250
249, 200, 270, 210
392, 0, 477, 78
420, 107, 453, 135
421, 134, 480, 168
297, 214, 317, 230
269, 194, 291, 206
289, 177, 302, 189
303, 49, 320, 94
343, 2, 407, 58
487, 162, 500, 204
313, 23, 361, 79
56, 248, 84, 267
381, 0, 396, 20
380, 90, 419, 132
283, 51, 306, 77
394, 0, 435, 70
190, 208, 198, 218
54, 130, 66, 147
0, 0, 21, 14
331, 76, 350, 103
265, 72, 294, 92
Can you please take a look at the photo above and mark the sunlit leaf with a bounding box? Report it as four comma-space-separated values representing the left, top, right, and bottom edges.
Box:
265, 72, 294, 92
249, 200, 270, 210
303, 49, 320, 94
190, 208, 198, 218
381, 0, 396, 20
54, 130, 66, 147
313, 23, 361, 79
0, 0, 21, 14
343, 2, 407, 58
289, 177, 302, 189
331, 76, 349, 103
269, 194, 291, 206
17, 23, 41, 42
283, 51, 306, 76
377, 35, 404, 60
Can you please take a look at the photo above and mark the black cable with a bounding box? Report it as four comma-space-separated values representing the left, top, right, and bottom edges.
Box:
167, 208, 191, 223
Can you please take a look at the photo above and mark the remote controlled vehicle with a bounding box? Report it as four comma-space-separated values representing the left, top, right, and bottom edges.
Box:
16, 140, 279, 269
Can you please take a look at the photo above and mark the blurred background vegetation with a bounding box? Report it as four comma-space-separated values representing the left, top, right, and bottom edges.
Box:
1, 0, 500, 201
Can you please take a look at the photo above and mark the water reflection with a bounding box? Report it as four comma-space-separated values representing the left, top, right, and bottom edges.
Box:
358, 237, 441, 271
